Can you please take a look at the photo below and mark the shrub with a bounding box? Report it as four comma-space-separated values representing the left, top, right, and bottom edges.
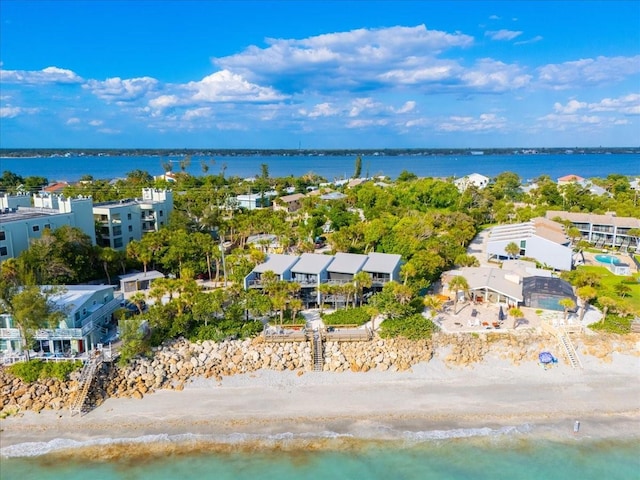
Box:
322, 307, 372, 326
589, 314, 633, 334
7, 359, 83, 382
378, 313, 438, 340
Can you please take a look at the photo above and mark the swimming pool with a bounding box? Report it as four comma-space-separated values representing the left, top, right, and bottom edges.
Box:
594, 254, 624, 265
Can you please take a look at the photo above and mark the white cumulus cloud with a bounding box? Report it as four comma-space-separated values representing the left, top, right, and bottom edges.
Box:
537, 55, 640, 89
0, 66, 83, 84
85, 76, 159, 102
188, 70, 286, 103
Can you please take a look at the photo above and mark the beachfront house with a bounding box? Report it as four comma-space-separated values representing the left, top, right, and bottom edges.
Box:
289, 253, 335, 307
244, 254, 300, 289
0, 285, 122, 357
486, 217, 573, 271
326, 252, 369, 284
362, 252, 402, 288
445, 267, 524, 308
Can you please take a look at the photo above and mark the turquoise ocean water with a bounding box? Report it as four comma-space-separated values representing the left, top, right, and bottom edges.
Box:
1, 152, 639, 182
2, 430, 639, 480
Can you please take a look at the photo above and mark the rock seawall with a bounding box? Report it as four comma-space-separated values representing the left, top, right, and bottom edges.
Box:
2, 332, 637, 416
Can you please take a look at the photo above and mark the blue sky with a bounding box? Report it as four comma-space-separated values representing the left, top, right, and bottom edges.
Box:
1, 0, 639, 149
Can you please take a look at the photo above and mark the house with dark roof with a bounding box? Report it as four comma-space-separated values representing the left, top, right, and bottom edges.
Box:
522, 276, 576, 312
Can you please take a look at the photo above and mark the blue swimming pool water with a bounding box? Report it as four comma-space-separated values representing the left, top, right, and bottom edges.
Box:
594, 254, 623, 265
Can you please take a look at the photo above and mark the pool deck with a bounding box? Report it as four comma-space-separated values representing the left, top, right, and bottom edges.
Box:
581, 251, 638, 274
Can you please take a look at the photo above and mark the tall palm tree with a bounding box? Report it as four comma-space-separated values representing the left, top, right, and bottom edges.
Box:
559, 297, 576, 323
597, 296, 617, 324
353, 271, 373, 307
317, 283, 333, 312
448, 275, 469, 314
576, 285, 597, 322
99, 247, 119, 285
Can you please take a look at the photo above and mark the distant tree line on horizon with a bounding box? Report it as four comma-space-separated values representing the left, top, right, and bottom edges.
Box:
1, 147, 639, 158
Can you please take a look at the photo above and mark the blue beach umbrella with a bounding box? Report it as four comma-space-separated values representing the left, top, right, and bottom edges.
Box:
538, 351, 555, 364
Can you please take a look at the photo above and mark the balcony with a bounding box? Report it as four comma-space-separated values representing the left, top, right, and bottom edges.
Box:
0, 328, 21, 340
34, 328, 83, 340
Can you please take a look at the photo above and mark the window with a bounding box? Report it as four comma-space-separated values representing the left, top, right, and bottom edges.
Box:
159, 210, 163, 217
114, 238, 123, 248
129, 237, 134, 243
44, 224, 51, 230
0, 246, 7, 256
113, 226, 122, 236
127, 213, 132, 220
32, 225, 40, 232
0, 231, 5, 241
128, 225, 133, 232
520, 240, 526, 248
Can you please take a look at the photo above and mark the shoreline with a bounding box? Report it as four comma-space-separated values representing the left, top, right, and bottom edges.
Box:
2, 351, 639, 457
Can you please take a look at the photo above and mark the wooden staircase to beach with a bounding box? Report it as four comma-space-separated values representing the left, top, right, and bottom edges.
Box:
312, 330, 324, 372
70, 352, 104, 416
558, 333, 582, 369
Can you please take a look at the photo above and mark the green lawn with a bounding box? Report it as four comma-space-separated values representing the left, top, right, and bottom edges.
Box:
576, 265, 640, 314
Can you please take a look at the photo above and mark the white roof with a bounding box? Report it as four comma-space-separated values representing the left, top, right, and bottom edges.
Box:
253, 254, 300, 275
363, 252, 401, 274
119, 270, 165, 283
450, 267, 523, 302
327, 252, 368, 274
47, 285, 115, 317
291, 253, 334, 274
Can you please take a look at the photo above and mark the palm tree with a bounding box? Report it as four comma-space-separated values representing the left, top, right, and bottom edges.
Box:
448, 275, 469, 314
504, 241, 520, 260
353, 271, 373, 307
576, 285, 597, 322
99, 247, 120, 285
128, 292, 147, 314
317, 283, 333, 312
509, 307, 524, 328
559, 297, 576, 323
423, 295, 444, 320
597, 296, 617, 324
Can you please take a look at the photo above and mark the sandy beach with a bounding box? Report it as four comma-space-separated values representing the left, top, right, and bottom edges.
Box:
2, 347, 639, 455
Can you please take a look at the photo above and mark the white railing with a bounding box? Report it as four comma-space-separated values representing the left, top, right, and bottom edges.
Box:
0, 328, 21, 339
34, 328, 83, 340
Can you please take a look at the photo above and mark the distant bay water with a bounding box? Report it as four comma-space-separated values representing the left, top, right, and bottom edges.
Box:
1, 153, 638, 182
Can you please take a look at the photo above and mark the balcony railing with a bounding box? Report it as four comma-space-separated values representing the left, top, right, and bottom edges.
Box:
35, 328, 83, 340
0, 328, 21, 340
